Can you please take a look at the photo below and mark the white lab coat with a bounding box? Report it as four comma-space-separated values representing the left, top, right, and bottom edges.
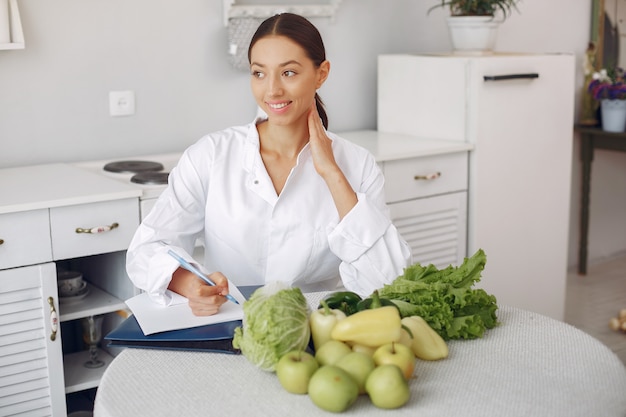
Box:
126, 120, 411, 304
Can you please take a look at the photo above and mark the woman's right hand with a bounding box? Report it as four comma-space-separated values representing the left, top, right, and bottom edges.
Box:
168, 268, 229, 316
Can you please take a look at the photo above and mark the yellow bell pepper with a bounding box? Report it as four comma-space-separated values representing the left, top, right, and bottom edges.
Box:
330, 306, 401, 348
401, 316, 448, 360
310, 300, 346, 351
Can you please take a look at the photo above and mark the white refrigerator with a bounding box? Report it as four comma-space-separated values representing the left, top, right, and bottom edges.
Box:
378, 53, 575, 320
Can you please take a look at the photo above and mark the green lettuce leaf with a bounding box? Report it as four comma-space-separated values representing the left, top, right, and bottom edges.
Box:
379, 249, 498, 340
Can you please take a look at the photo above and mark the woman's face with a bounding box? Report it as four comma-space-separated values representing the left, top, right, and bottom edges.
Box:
250, 35, 329, 128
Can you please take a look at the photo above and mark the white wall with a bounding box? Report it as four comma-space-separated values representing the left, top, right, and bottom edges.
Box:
1, 0, 624, 268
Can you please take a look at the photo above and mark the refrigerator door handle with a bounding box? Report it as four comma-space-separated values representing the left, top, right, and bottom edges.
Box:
483, 73, 539, 82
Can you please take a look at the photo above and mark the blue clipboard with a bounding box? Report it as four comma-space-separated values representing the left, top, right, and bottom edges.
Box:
105, 285, 259, 354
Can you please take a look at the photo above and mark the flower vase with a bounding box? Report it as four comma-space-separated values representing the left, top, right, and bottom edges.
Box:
601, 99, 626, 132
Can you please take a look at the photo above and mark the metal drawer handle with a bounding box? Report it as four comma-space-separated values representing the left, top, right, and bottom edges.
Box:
0, 238, 4, 245
483, 73, 539, 82
76, 222, 119, 234
48, 297, 58, 341
414, 172, 441, 181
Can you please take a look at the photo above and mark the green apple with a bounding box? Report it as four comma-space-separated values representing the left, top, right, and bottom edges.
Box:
275, 350, 319, 394
335, 351, 376, 394
372, 342, 415, 380
365, 364, 411, 409
350, 343, 376, 357
308, 365, 359, 412
314, 339, 352, 366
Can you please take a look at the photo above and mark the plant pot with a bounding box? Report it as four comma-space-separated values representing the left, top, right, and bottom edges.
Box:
446, 16, 499, 53
600, 99, 626, 132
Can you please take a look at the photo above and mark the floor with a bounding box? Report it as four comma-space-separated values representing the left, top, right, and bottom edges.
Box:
564, 254, 626, 365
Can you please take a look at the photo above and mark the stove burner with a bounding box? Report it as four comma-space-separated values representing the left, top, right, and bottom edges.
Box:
131, 171, 170, 185
103, 160, 164, 174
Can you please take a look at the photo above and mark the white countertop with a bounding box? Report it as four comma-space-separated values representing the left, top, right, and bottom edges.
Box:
339, 130, 473, 162
0, 132, 471, 214
0, 163, 141, 214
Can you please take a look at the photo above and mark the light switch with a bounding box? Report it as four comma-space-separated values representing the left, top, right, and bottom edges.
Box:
109, 91, 135, 117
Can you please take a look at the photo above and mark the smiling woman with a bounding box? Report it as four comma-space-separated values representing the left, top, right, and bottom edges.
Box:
125, 13, 412, 316
248, 13, 330, 130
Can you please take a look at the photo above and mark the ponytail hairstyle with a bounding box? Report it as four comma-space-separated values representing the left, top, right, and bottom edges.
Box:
248, 13, 329, 129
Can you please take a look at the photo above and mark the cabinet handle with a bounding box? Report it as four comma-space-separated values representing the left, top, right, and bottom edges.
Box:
75, 222, 119, 234
0, 238, 4, 245
48, 297, 58, 341
414, 172, 441, 181
483, 73, 539, 82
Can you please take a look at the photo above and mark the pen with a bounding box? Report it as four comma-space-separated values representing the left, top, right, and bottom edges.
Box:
162, 244, 240, 305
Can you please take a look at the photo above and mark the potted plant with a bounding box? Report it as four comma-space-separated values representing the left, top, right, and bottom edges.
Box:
588, 67, 626, 132
428, 0, 521, 53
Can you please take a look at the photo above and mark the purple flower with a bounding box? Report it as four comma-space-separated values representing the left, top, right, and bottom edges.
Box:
588, 67, 626, 100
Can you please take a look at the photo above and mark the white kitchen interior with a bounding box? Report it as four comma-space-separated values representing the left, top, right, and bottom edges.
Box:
1, 1, 626, 416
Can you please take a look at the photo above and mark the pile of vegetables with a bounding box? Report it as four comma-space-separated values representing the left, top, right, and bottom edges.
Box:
233, 249, 498, 375
378, 248, 498, 340
232, 281, 310, 371
316, 289, 450, 361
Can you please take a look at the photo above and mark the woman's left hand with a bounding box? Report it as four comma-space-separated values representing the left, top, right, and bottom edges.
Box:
308, 101, 340, 179
307, 101, 358, 219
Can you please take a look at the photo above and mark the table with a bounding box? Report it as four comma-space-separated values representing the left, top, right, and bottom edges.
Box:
576, 126, 626, 274
94, 292, 626, 417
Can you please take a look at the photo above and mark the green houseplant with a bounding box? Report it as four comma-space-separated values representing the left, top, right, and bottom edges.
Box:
428, 0, 522, 52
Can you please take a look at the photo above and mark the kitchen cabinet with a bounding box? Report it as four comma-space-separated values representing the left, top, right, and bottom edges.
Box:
0, 263, 65, 416
340, 130, 472, 268
377, 53, 575, 320
0, 163, 141, 416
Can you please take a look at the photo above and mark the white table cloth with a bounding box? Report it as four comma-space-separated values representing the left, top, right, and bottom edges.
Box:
94, 292, 626, 417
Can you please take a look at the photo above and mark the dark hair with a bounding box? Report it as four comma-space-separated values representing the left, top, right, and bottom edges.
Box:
248, 13, 329, 129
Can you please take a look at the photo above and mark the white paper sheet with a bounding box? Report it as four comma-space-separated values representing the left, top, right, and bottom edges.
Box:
125, 284, 246, 335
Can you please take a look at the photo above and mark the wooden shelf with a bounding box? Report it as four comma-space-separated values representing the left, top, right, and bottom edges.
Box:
59, 283, 127, 323
63, 348, 115, 394
0, 42, 23, 50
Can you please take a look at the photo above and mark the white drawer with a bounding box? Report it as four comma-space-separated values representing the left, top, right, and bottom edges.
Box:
383, 152, 468, 203
389, 192, 467, 268
50, 198, 139, 260
0, 209, 53, 269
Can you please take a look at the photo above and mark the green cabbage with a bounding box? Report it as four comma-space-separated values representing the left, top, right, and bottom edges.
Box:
232, 282, 310, 372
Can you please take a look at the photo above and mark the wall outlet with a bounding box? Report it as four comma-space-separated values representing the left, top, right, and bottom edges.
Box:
109, 90, 135, 117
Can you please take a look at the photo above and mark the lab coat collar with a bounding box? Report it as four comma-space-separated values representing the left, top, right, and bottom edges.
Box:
243, 118, 278, 206
242, 117, 317, 207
